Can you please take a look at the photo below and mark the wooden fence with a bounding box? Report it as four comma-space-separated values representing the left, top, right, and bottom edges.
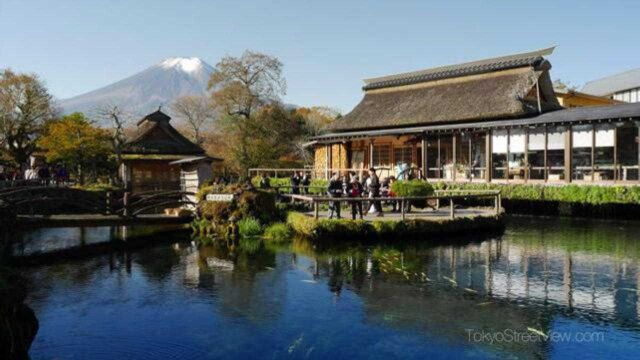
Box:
280, 190, 501, 220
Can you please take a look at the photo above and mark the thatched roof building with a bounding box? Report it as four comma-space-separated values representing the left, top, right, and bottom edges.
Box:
121, 109, 221, 192
330, 47, 561, 132
310, 48, 640, 185
122, 110, 205, 156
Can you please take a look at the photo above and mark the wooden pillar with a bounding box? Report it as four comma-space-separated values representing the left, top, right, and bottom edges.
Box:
452, 133, 457, 182
314, 201, 319, 220
486, 130, 492, 182
449, 198, 455, 219
421, 136, 427, 179
401, 199, 406, 220
564, 127, 572, 183
123, 192, 130, 217
524, 128, 529, 182
591, 124, 596, 182
369, 140, 374, 170
325, 144, 331, 179
543, 125, 548, 182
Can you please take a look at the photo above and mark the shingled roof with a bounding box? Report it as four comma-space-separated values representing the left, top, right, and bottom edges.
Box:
123, 110, 205, 155
329, 47, 561, 132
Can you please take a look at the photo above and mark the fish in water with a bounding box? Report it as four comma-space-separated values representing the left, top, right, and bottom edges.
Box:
301, 280, 317, 284
527, 327, 548, 339
442, 276, 457, 285
477, 302, 492, 306
464, 288, 478, 294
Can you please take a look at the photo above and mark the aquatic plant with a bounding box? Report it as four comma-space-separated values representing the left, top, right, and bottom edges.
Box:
263, 222, 293, 243
286, 211, 503, 241
238, 217, 263, 238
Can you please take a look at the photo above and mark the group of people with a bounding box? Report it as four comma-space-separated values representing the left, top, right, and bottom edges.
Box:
0, 164, 69, 186
327, 168, 386, 220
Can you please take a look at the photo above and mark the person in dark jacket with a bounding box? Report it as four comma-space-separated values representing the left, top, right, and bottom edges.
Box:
327, 173, 343, 219
301, 173, 311, 194
259, 173, 271, 189
367, 168, 383, 217
347, 175, 364, 220
290, 171, 301, 194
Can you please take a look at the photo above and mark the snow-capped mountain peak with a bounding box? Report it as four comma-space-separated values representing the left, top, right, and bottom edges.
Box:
59, 57, 215, 122
160, 57, 205, 73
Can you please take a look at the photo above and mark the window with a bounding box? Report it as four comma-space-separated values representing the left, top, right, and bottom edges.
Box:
456, 133, 471, 180
426, 136, 440, 179
508, 129, 526, 180
470, 132, 487, 180
616, 122, 639, 181
594, 124, 615, 181
440, 135, 454, 180
572, 125, 593, 181
547, 127, 566, 181
492, 130, 508, 179
372, 144, 391, 168
528, 128, 545, 180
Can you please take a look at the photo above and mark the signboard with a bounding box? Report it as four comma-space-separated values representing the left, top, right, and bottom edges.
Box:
206, 193, 235, 202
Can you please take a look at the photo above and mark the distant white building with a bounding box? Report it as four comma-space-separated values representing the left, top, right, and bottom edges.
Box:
583, 68, 640, 103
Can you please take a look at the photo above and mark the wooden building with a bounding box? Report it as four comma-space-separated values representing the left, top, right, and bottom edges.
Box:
121, 110, 219, 193
312, 47, 640, 184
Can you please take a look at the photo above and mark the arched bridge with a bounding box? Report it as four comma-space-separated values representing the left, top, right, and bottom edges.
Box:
0, 186, 196, 217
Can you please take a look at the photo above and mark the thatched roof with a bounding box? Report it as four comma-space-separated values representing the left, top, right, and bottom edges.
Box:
122, 110, 205, 155
330, 47, 562, 132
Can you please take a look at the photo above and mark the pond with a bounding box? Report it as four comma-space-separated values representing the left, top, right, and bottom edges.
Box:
17, 217, 640, 359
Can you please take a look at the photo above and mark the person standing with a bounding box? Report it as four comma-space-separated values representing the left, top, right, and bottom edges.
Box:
327, 173, 343, 219
301, 172, 311, 194
347, 175, 364, 220
290, 171, 301, 194
367, 168, 383, 217
259, 173, 271, 189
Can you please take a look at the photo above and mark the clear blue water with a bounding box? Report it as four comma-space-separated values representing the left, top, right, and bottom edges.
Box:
19, 217, 640, 359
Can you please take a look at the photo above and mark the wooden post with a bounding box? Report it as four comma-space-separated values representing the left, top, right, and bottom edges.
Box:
421, 137, 427, 178
401, 199, 406, 220
486, 130, 492, 182
123, 191, 130, 217
106, 191, 112, 215
565, 127, 572, 183
314, 200, 319, 220
497, 193, 502, 215
435, 197, 440, 210
449, 198, 455, 219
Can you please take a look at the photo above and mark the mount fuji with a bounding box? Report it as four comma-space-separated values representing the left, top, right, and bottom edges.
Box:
59, 57, 215, 121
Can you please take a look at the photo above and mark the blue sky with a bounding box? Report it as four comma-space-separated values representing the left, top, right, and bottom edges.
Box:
1, 0, 638, 113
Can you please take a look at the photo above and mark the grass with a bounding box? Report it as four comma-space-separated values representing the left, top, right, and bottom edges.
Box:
263, 222, 293, 243
286, 211, 503, 241
238, 217, 263, 238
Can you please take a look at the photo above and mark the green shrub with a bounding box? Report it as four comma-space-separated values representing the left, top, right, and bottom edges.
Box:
434, 182, 640, 205
238, 217, 263, 238
263, 222, 293, 243
391, 180, 434, 197
287, 212, 317, 237
251, 176, 328, 194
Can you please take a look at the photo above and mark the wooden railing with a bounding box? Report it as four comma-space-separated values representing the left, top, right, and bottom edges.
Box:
280, 190, 501, 220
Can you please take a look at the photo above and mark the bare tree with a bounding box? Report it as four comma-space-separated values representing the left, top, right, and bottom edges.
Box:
171, 95, 216, 145
208, 50, 286, 119
95, 104, 131, 184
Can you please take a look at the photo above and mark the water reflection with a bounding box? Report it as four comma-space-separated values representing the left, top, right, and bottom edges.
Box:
20, 217, 640, 359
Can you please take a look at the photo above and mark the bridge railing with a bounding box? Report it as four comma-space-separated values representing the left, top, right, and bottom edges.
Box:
280, 190, 502, 220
